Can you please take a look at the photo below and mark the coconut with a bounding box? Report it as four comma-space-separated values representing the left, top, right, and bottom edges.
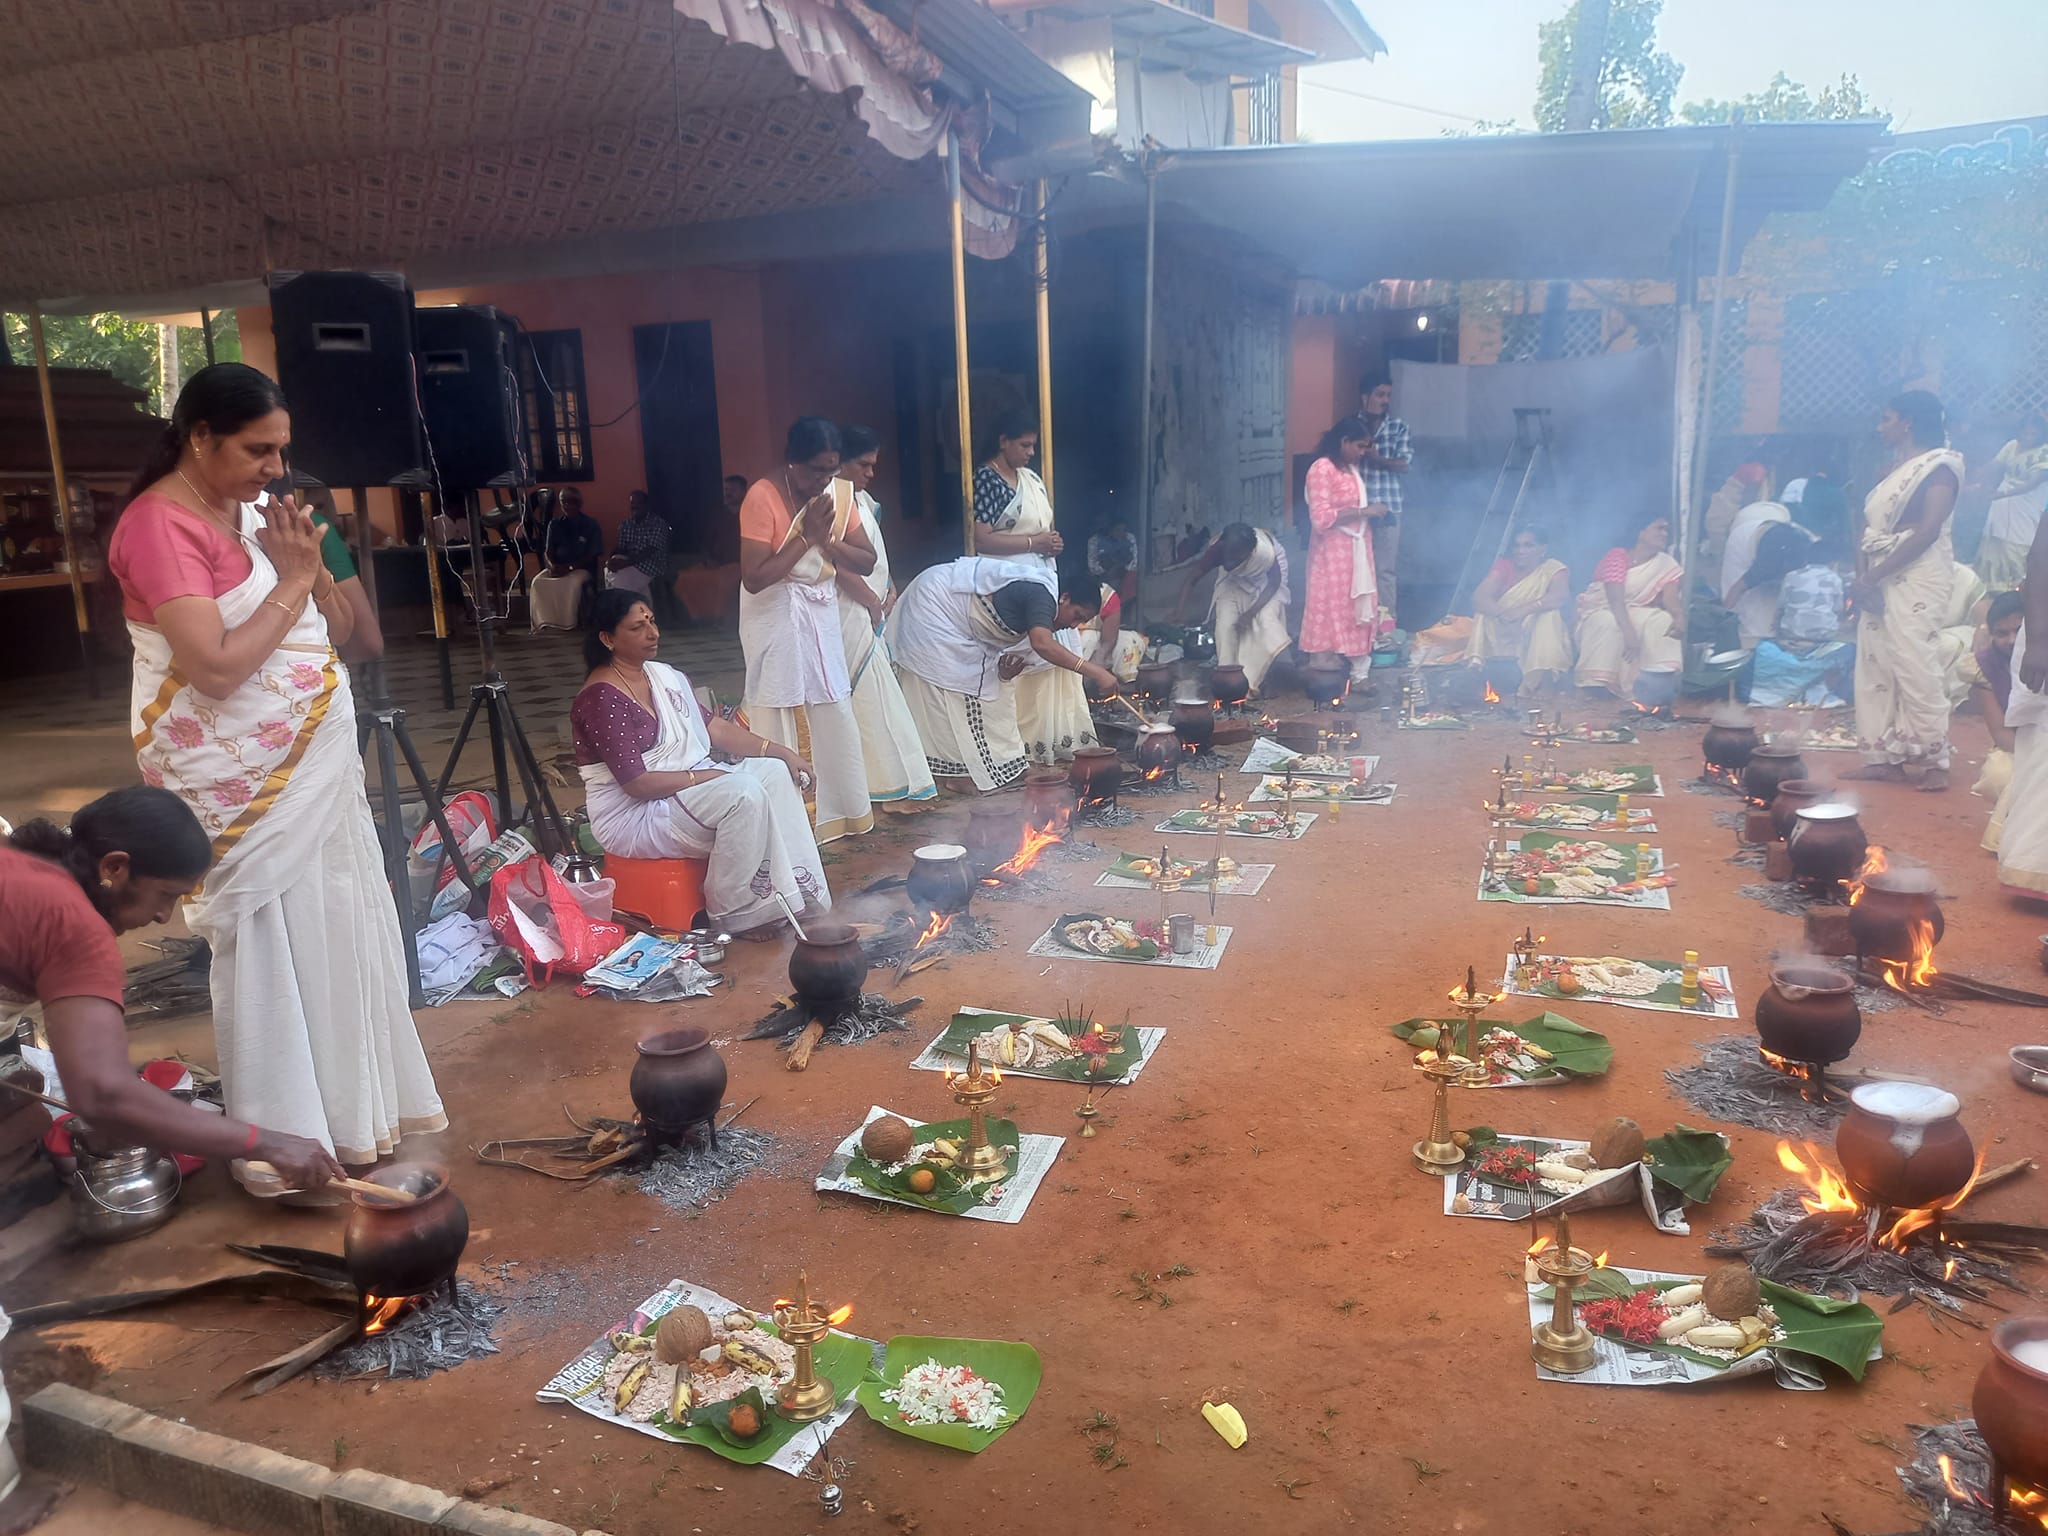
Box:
1700, 1263, 1762, 1322
1589, 1116, 1646, 1169
860, 1114, 916, 1164
655, 1305, 714, 1364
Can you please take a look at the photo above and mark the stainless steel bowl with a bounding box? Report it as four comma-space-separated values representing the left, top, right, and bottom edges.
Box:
2010, 1044, 2048, 1096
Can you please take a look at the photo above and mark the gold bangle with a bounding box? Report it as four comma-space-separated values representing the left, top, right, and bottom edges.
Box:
263, 597, 300, 622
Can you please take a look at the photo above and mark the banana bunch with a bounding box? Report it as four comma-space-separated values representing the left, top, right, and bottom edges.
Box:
974, 1020, 1074, 1071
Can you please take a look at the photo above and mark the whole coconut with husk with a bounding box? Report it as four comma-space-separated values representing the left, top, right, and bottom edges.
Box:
861, 1114, 916, 1165
655, 1305, 714, 1364
1589, 1116, 1646, 1169
1701, 1263, 1762, 1322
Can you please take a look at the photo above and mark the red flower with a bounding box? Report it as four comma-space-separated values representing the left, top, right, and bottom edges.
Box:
1578, 1289, 1670, 1346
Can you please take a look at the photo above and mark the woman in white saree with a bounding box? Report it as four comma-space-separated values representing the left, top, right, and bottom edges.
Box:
574, 591, 829, 932
830, 427, 937, 812
738, 417, 875, 844
107, 365, 444, 1193
1471, 526, 1573, 697
1845, 392, 1965, 791
971, 412, 1098, 762
1175, 524, 1293, 693
1573, 513, 1686, 703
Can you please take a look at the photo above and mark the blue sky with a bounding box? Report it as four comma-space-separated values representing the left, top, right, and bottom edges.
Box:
1298, 0, 2048, 141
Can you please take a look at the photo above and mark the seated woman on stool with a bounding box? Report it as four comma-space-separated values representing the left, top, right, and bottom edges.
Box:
572, 589, 830, 935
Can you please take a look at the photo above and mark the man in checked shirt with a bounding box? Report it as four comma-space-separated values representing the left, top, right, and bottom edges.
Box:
1357, 370, 1412, 633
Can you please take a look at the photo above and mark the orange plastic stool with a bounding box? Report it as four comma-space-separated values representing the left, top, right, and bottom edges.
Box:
604, 854, 710, 931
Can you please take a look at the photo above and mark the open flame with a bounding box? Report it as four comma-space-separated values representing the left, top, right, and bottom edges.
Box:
827, 1302, 854, 1327
1846, 844, 1891, 906
994, 822, 1062, 877
1526, 1235, 1551, 1257
1482, 679, 1501, 705
1879, 919, 1939, 991
1142, 763, 1170, 781
361, 1294, 412, 1336
1592, 1249, 1609, 1267
1757, 1046, 1819, 1082
915, 910, 954, 946
1774, 1139, 1987, 1249
1940, 1454, 1972, 1502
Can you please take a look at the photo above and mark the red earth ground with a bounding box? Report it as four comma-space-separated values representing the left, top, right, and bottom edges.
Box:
11, 706, 2042, 1536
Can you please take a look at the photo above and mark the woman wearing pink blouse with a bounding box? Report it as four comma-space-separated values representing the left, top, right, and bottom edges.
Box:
1300, 416, 1386, 681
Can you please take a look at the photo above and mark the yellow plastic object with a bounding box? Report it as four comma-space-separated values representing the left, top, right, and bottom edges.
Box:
1201, 1401, 1248, 1447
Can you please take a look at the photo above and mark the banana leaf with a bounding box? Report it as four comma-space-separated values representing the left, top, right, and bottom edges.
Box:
1051, 913, 1159, 961
1644, 1125, 1734, 1203
844, 1117, 1021, 1215
641, 1325, 873, 1465
937, 1010, 1139, 1084
1391, 1012, 1612, 1081
1559, 1277, 1884, 1380
853, 1336, 1043, 1452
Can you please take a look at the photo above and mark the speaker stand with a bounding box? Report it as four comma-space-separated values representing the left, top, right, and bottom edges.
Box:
433, 492, 569, 866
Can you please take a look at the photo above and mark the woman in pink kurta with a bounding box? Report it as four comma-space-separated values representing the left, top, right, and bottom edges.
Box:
1300, 417, 1385, 669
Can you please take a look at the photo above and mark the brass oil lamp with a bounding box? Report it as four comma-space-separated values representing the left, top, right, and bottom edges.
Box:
773, 1270, 852, 1421
945, 1040, 1008, 1181
1530, 1211, 1598, 1375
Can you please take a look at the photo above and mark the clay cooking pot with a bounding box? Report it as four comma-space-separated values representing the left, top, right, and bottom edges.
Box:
629, 1026, 729, 1134
1973, 1317, 2048, 1492
1211, 664, 1250, 706
1833, 1082, 1974, 1211
965, 797, 1024, 866
1302, 657, 1350, 709
1848, 863, 1946, 963
1702, 706, 1759, 776
1768, 779, 1832, 840
907, 844, 975, 914
1135, 724, 1180, 774
788, 921, 870, 1004
1742, 740, 1808, 807
343, 1163, 470, 1299
1754, 962, 1861, 1066
1170, 698, 1215, 753
1069, 745, 1124, 800
1136, 661, 1174, 701
1019, 768, 1073, 830
1787, 802, 1868, 889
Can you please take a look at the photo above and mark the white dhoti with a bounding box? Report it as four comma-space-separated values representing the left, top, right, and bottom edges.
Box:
531, 568, 589, 629
583, 662, 831, 929
1856, 450, 1964, 772
895, 670, 1029, 791
131, 500, 444, 1184
740, 516, 872, 845
1211, 529, 1292, 692
1012, 644, 1098, 764
833, 486, 937, 808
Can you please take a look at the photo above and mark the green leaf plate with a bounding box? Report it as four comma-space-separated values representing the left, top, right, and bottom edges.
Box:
1391, 1012, 1613, 1081
1564, 1276, 1884, 1381
1644, 1124, 1734, 1203
844, 1117, 1022, 1215
936, 1010, 1140, 1084
853, 1336, 1043, 1452
635, 1322, 874, 1465
1051, 912, 1160, 961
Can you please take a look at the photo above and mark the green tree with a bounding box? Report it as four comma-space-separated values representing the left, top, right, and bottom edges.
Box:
1, 310, 239, 415
1680, 71, 1888, 126
1533, 0, 1682, 132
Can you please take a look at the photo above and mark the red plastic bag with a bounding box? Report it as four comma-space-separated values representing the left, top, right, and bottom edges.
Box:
486, 857, 624, 986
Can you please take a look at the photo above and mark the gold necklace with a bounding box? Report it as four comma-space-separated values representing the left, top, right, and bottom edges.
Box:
609, 661, 650, 707
174, 468, 235, 533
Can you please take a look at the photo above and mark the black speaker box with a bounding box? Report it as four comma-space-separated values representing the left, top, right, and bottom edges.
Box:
415, 305, 527, 491
268, 270, 425, 488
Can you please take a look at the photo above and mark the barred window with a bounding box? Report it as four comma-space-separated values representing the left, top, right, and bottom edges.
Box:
1500, 308, 1605, 362
518, 328, 594, 482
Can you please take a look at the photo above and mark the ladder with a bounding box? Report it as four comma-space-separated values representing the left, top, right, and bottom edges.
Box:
1451, 408, 1557, 611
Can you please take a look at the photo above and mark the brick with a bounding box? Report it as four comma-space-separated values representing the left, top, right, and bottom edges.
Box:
323, 1468, 457, 1536
108, 1412, 330, 1536
20, 1384, 144, 1487
1741, 809, 1777, 846
1804, 907, 1855, 957
1763, 843, 1796, 882
435, 1503, 578, 1536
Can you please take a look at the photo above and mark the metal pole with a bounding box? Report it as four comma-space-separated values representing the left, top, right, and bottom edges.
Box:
947, 129, 976, 555
1033, 178, 1055, 503
1135, 167, 1157, 621
26, 306, 96, 697
1684, 113, 1744, 571
199, 308, 217, 365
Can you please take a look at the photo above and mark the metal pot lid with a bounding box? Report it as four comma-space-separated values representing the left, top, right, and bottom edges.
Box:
913, 843, 968, 860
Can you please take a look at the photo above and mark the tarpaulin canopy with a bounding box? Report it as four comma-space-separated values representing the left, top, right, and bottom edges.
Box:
1146, 121, 1889, 286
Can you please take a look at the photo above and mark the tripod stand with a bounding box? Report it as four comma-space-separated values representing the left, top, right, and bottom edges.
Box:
433, 489, 569, 866
333, 481, 480, 1009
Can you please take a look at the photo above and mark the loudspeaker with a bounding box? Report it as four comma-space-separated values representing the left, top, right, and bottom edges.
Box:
268, 270, 425, 487
415, 305, 528, 491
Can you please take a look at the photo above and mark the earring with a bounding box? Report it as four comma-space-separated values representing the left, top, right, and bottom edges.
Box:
100, 878, 113, 890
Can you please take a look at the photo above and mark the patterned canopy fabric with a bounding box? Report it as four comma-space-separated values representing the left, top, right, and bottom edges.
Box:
0, 0, 948, 304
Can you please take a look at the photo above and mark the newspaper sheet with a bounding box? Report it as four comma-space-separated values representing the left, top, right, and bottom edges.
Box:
1246, 779, 1396, 806
1027, 923, 1233, 970
1155, 809, 1318, 840
816, 1105, 1064, 1224
535, 1277, 872, 1473
1477, 842, 1673, 910
1094, 862, 1274, 896
1498, 952, 1740, 1019
1440, 1133, 1692, 1233
1239, 738, 1376, 778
